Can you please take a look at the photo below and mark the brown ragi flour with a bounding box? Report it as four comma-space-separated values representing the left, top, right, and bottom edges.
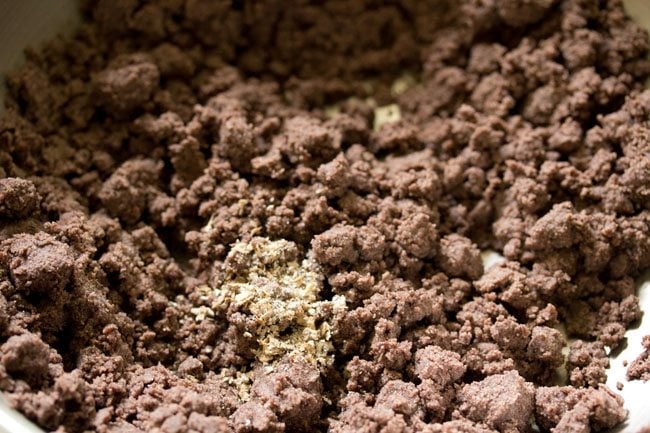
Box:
1, 0, 650, 432
627, 335, 650, 382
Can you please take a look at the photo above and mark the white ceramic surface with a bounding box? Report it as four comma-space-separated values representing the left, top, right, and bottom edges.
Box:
0, 1, 648, 432
0, 0, 79, 100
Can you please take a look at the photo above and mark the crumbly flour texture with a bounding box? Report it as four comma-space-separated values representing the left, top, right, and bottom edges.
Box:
1, 0, 650, 432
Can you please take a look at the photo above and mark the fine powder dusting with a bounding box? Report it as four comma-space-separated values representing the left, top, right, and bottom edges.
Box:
0, 1, 650, 432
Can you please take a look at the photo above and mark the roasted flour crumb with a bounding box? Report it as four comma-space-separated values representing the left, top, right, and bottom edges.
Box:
627, 335, 650, 382
0, 0, 649, 432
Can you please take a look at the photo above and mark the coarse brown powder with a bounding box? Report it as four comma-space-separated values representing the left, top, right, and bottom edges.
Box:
0, 1, 649, 432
